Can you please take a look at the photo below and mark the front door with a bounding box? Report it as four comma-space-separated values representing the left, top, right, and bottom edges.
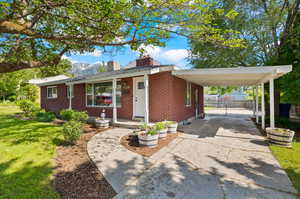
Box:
134, 77, 145, 118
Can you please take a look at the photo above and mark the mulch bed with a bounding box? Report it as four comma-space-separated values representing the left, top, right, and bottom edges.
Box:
120, 133, 179, 157
52, 125, 116, 199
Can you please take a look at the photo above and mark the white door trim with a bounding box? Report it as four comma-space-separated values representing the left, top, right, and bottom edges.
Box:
132, 76, 145, 119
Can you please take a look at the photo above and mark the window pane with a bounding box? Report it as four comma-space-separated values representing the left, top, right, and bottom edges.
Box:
47, 88, 52, 98
52, 87, 57, 98
117, 82, 122, 107
87, 95, 93, 106
94, 82, 113, 107
86, 84, 93, 95
185, 83, 191, 106
138, 82, 144, 89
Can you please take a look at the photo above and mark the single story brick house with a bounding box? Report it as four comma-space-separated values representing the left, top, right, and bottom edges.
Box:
36, 56, 204, 124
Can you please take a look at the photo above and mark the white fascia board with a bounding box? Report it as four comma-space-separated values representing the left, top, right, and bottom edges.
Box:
36, 79, 69, 87
70, 66, 172, 85
72, 70, 152, 84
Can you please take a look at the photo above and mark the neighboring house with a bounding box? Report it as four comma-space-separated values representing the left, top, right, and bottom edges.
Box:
34, 56, 204, 123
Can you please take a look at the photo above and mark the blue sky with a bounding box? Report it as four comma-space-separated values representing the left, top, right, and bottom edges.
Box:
63, 36, 191, 69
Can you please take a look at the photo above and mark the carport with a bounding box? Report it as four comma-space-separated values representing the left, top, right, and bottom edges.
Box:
172, 65, 292, 129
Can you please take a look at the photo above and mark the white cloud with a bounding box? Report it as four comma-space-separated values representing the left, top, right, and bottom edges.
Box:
162, 49, 189, 63
140, 45, 188, 64
83, 49, 102, 57
62, 55, 78, 64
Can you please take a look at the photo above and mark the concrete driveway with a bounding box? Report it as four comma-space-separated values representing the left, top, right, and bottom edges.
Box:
88, 115, 298, 199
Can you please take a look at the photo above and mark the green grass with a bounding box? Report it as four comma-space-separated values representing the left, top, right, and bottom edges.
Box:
0, 104, 62, 199
269, 118, 300, 195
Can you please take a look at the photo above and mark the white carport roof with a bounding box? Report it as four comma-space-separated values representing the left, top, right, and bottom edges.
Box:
172, 65, 292, 86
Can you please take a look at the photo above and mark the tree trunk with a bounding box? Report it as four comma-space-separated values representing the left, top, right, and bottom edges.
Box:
274, 89, 280, 117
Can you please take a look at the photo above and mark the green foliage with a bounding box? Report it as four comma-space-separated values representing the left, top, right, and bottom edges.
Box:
17, 84, 38, 102
38, 59, 72, 78
60, 109, 76, 121
277, 13, 300, 105
0, 105, 61, 198
155, 122, 167, 130
1, 0, 243, 73
60, 109, 88, 123
62, 120, 83, 144
17, 100, 40, 117
72, 111, 89, 123
35, 111, 56, 122
146, 128, 158, 136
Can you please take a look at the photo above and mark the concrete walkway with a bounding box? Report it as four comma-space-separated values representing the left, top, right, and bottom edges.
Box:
87, 117, 298, 199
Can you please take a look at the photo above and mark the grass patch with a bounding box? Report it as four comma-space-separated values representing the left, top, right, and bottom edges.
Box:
268, 117, 300, 195
0, 104, 62, 199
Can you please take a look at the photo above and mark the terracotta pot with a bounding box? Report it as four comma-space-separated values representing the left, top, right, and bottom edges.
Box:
138, 132, 159, 148
167, 122, 178, 134
158, 128, 168, 139
266, 128, 295, 148
94, 119, 109, 129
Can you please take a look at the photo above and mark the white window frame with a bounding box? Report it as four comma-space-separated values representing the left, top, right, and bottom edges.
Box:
66, 85, 74, 98
185, 82, 191, 107
85, 81, 122, 108
47, 86, 57, 99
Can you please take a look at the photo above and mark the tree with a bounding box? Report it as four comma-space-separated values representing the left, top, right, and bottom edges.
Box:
38, 59, 72, 78
278, 12, 300, 105
189, 0, 300, 115
0, 0, 243, 73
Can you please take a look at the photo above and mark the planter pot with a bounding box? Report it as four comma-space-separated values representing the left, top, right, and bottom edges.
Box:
138, 132, 159, 148
94, 119, 109, 129
167, 122, 178, 134
158, 128, 168, 139
266, 128, 295, 148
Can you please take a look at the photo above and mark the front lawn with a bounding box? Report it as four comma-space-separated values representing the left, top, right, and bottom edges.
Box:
269, 118, 300, 195
0, 104, 62, 199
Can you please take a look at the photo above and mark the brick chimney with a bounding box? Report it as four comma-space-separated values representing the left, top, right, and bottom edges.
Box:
107, 61, 120, 71
136, 56, 154, 67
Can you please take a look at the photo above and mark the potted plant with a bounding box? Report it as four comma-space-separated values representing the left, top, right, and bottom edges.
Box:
164, 121, 178, 134
138, 124, 159, 148
155, 122, 168, 139
266, 128, 295, 148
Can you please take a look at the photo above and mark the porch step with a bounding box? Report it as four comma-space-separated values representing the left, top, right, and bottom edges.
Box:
113, 120, 142, 129
132, 117, 145, 122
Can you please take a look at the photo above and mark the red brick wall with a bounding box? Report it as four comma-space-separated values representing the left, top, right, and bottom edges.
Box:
148, 71, 204, 122
40, 73, 203, 122
41, 84, 69, 114
40, 78, 133, 119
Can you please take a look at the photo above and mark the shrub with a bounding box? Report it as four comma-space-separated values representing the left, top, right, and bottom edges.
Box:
17, 99, 40, 117
155, 122, 166, 130
73, 111, 88, 123
35, 111, 56, 122
62, 120, 83, 144
60, 109, 88, 123
60, 109, 76, 121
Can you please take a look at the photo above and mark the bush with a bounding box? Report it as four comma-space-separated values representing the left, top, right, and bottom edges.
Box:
155, 122, 166, 130
62, 120, 83, 144
60, 109, 88, 123
17, 99, 40, 117
60, 109, 76, 121
35, 111, 56, 122
73, 111, 88, 123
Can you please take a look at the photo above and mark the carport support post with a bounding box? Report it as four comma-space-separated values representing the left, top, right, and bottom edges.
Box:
261, 83, 265, 129
112, 78, 117, 124
252, 87, 255, 117
256, 86, 259, 123
269, 78, 275, 129
144, 74, 149, 124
